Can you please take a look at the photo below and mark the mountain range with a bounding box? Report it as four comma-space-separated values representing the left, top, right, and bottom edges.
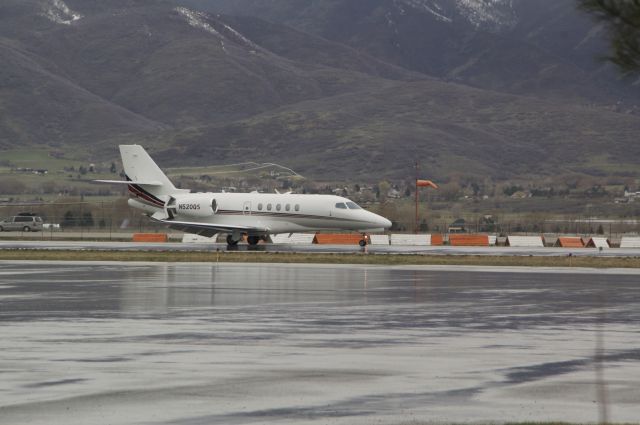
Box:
1, 0, 639, 181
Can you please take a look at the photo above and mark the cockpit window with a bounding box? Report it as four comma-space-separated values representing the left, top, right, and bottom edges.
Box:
346, 202, 362, 210
335, 203, 347, 209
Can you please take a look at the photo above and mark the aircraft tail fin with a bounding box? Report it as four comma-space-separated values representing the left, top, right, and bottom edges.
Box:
119, 145, 186, 207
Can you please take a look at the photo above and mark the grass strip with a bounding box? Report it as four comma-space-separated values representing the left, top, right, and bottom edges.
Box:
0, 249, 639, 268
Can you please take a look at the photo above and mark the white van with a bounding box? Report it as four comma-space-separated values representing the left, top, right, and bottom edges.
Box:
0, 215, 44, 232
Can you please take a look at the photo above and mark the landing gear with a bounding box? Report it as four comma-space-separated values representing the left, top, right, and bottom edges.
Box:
226, 234, 239, 246
359, 234, 369, 247
247, 235, 261, 246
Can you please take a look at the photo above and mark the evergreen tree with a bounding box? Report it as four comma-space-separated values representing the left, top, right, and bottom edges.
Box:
81, 212, 94, 227
580, 0, 640, 73
62, 211, 75, 228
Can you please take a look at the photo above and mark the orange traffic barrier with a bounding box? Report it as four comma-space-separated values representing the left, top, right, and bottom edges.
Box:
555, 237, 584, 248
448, 234, 489, 246
132, 233, 168, 243
314, 233, 363, 245
431, 234, 444, 246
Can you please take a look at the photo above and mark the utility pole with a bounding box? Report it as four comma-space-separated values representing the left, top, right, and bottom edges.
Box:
415, 161, 419, 234
414, 164, 438, 234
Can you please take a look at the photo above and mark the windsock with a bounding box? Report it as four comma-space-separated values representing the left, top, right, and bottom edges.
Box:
416, 180, 438, 189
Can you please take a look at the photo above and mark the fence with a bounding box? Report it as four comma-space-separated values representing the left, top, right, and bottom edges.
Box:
0, 200, 167, 240
2, 201, 640, 241
390, 217, 640, 240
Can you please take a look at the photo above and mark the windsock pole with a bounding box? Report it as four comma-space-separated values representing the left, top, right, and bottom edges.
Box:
415, 166, 439, 234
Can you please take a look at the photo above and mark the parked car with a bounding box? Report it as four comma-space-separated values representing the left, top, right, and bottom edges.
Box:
0, 215, 44, 232
448, 218, 466, 233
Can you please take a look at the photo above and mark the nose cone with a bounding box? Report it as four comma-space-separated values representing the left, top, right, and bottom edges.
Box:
368, 211, 391, 229
379, 215, 392, 229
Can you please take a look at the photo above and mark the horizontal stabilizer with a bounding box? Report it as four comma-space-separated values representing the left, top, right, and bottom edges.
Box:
94, 179, 163, 186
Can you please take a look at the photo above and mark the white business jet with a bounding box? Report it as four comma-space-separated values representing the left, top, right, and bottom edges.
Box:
98, 145, 391, 246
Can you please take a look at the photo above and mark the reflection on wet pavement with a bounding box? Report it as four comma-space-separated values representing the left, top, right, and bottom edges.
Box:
0, 262, 639, 424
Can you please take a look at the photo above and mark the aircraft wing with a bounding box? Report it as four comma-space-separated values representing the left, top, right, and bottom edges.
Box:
153, 218, 268, 238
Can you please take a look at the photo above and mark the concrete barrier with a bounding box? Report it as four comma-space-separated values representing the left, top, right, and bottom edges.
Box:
271, 233, 316, 244
448, 234, 489, 246
555, 237, 584, 248
585, 237, 610, 248
369, 234, 390, 245
182, 234, 216, 243
314, 234, 362, 245
506, 236, 544, 248
133, 233, 168, 242
390, 234, 431, 246
620, 237, 640, 248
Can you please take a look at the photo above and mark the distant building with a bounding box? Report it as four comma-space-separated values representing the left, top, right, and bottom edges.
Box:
387, 188, 401, 199
510, 190, 530, 199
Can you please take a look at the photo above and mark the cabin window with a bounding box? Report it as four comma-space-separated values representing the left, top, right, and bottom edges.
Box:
346, 202, 362, 210
276, 204, 282, 211
267, 203, 272, 211
295, 204, 300, 212
258, 203, 263, 211
335, 202, 347, 209
285, 204, 291, 212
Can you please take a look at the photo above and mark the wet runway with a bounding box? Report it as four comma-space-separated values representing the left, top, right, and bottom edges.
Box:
1, 240, 640, 257
1, 261, 639, 424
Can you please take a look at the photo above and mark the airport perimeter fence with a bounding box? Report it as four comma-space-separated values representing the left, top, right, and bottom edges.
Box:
2, 202, 640, 241
0, 201, 168, 240
390, 217, 640, 239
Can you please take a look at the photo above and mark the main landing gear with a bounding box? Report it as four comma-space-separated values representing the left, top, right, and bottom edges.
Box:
222, 235, 240, 246
226, 233, 263, 247
247, 236, 261, 246
359, 234, 369, 247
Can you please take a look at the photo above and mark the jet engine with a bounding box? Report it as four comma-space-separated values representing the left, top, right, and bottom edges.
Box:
168, 195, 219, 218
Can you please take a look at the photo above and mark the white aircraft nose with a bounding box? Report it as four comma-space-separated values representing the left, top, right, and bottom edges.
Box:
368, 212, 391, 229
379, 216, 392, 229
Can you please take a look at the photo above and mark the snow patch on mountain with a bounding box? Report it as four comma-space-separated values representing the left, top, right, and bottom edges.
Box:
41, 0, 82, 25
399, 0, 517, 30
219, 22, 260, 51
175, 7, 221, 36
400, 0, 452, 22
174, 7, 261, 54
456, 0, 517, 28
